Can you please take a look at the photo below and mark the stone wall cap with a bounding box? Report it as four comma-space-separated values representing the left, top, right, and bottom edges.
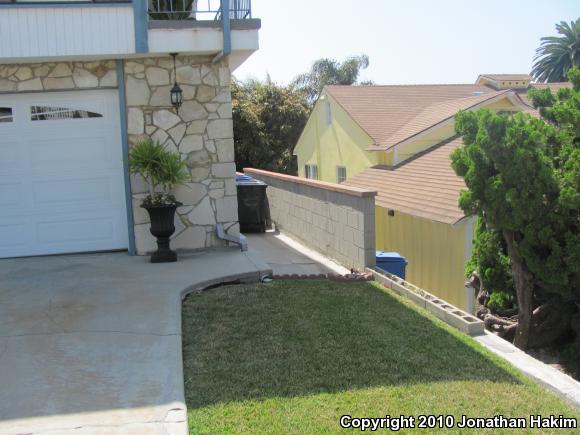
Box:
243, 168, 377, 198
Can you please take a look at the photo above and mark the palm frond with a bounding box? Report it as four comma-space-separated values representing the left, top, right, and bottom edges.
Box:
532, 19, 580, 83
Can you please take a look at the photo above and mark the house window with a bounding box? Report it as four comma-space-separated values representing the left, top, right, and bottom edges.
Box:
325, 101, 332, 126
336, 166, 347, 183
0, 107, 13, 123
304, 164, 318, 180
30, 106, 103, 121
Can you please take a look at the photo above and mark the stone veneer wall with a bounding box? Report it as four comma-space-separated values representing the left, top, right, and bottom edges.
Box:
244, 168, 377, 271
0, 60, 117, 91
0, 56, 239, 254
125, 56, 238, 254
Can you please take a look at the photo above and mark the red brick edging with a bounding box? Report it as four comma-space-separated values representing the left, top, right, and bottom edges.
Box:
272, 272, 374, 282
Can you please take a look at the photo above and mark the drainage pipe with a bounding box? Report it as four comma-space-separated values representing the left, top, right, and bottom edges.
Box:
213, 0, 231, 64
216, 223, 248, 251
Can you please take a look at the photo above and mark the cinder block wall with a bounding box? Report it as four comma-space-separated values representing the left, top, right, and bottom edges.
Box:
244, 169, 377, 271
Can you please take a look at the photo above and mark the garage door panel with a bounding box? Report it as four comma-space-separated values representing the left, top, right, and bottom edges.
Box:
0, 90, 129, 258
32, 177, 114, 208
0, 213, 126, 257
0, 220, 29, 248
0, 139, 25, 173
29, 136, 114, 170
0, 181, 26, 208
36, 217, 115, 244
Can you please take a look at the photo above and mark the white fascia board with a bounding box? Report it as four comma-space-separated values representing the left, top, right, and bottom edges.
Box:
148, 28, 259, 57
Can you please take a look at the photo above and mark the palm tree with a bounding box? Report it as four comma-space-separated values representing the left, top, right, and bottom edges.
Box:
531, 19, 580, 83
293, 55, 371, 102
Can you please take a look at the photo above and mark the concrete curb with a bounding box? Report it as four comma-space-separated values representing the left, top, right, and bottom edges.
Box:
475, 332, 580, 409
174, 252, 272, 434
368, 267, 484, 335
369, 267, 580, 409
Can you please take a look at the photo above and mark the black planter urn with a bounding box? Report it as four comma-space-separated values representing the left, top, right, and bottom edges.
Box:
142, 202, 182, 263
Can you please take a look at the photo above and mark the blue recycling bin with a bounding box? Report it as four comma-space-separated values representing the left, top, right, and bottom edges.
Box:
376, 251, 408, 279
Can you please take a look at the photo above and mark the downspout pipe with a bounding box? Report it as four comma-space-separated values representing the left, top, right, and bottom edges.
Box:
216, 223, 248, 252
213, 0, 231, 64
133, 0, 149, 53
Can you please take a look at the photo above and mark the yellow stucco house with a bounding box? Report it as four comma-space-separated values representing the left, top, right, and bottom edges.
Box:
293, 75, 569, 310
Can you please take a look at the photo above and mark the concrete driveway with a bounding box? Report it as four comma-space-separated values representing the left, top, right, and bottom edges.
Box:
0, 249, 270, 435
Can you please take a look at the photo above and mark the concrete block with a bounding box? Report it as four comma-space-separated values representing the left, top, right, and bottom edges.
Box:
405, 288, 428, 310
347, 211, 359, 229
328, 204, 339, 222
353, 229, 365, 248
343, 226, 354, 244
364, 249, 376, 267
445, 309, 485, 335
338, 207, 348, 225
424, 297, 450, 322
315, 215, 327, 230
364, 229, 375, 249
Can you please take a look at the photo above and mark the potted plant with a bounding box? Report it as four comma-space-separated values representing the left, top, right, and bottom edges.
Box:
149, 0, 197, 21
129, 139, 190, 263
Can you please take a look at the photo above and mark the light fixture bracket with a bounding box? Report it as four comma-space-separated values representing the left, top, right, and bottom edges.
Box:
169, 53, 183, 114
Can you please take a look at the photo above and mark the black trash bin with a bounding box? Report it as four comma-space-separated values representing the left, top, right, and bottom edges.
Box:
236, 174, 269, 233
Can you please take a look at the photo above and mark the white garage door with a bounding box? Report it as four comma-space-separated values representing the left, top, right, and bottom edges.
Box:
0, 90, 129, 258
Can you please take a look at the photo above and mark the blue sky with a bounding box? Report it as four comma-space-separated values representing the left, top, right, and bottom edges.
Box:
234, 0, 580, 85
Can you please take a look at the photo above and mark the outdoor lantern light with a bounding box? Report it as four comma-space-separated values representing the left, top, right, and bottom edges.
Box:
169, 53, 183, 113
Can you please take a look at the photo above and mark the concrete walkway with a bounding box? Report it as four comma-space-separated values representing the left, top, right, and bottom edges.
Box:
245, 231, 350, 276
0, 249, 271, 435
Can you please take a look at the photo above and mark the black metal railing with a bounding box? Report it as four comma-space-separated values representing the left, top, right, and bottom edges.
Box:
148, 0, 251, 21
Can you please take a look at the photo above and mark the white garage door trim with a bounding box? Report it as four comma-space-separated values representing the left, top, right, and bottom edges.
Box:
0, 89, 130, 258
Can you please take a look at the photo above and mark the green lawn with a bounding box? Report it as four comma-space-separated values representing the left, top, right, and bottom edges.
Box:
182, 280, 580, 434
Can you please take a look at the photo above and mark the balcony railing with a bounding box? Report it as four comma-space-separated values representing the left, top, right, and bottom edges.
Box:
148, 0, 251, 21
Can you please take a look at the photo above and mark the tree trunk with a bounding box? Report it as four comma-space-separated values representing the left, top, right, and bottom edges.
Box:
528, 300, 574, 348
465, 271, 575, 349
503, 230, 535, 350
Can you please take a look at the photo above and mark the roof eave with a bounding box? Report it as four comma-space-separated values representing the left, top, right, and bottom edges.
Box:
373, 203, 467, 225
476, 75, 499, 88
367, 90, 516, 152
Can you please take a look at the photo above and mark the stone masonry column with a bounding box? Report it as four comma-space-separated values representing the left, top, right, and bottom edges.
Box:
125, 56, 239, 254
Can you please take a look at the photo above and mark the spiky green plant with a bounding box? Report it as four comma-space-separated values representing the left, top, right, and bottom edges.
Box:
157, 150, 190, 193
128, 139, 165, 196
128, 138, 189, 205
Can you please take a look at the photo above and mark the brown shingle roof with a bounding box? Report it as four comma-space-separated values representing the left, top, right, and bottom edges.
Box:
531, 82, 573, 90
371, 90, 512, 150
517, 82, 573, 107
344, 136, 467, 224
326, 84, 495, 150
